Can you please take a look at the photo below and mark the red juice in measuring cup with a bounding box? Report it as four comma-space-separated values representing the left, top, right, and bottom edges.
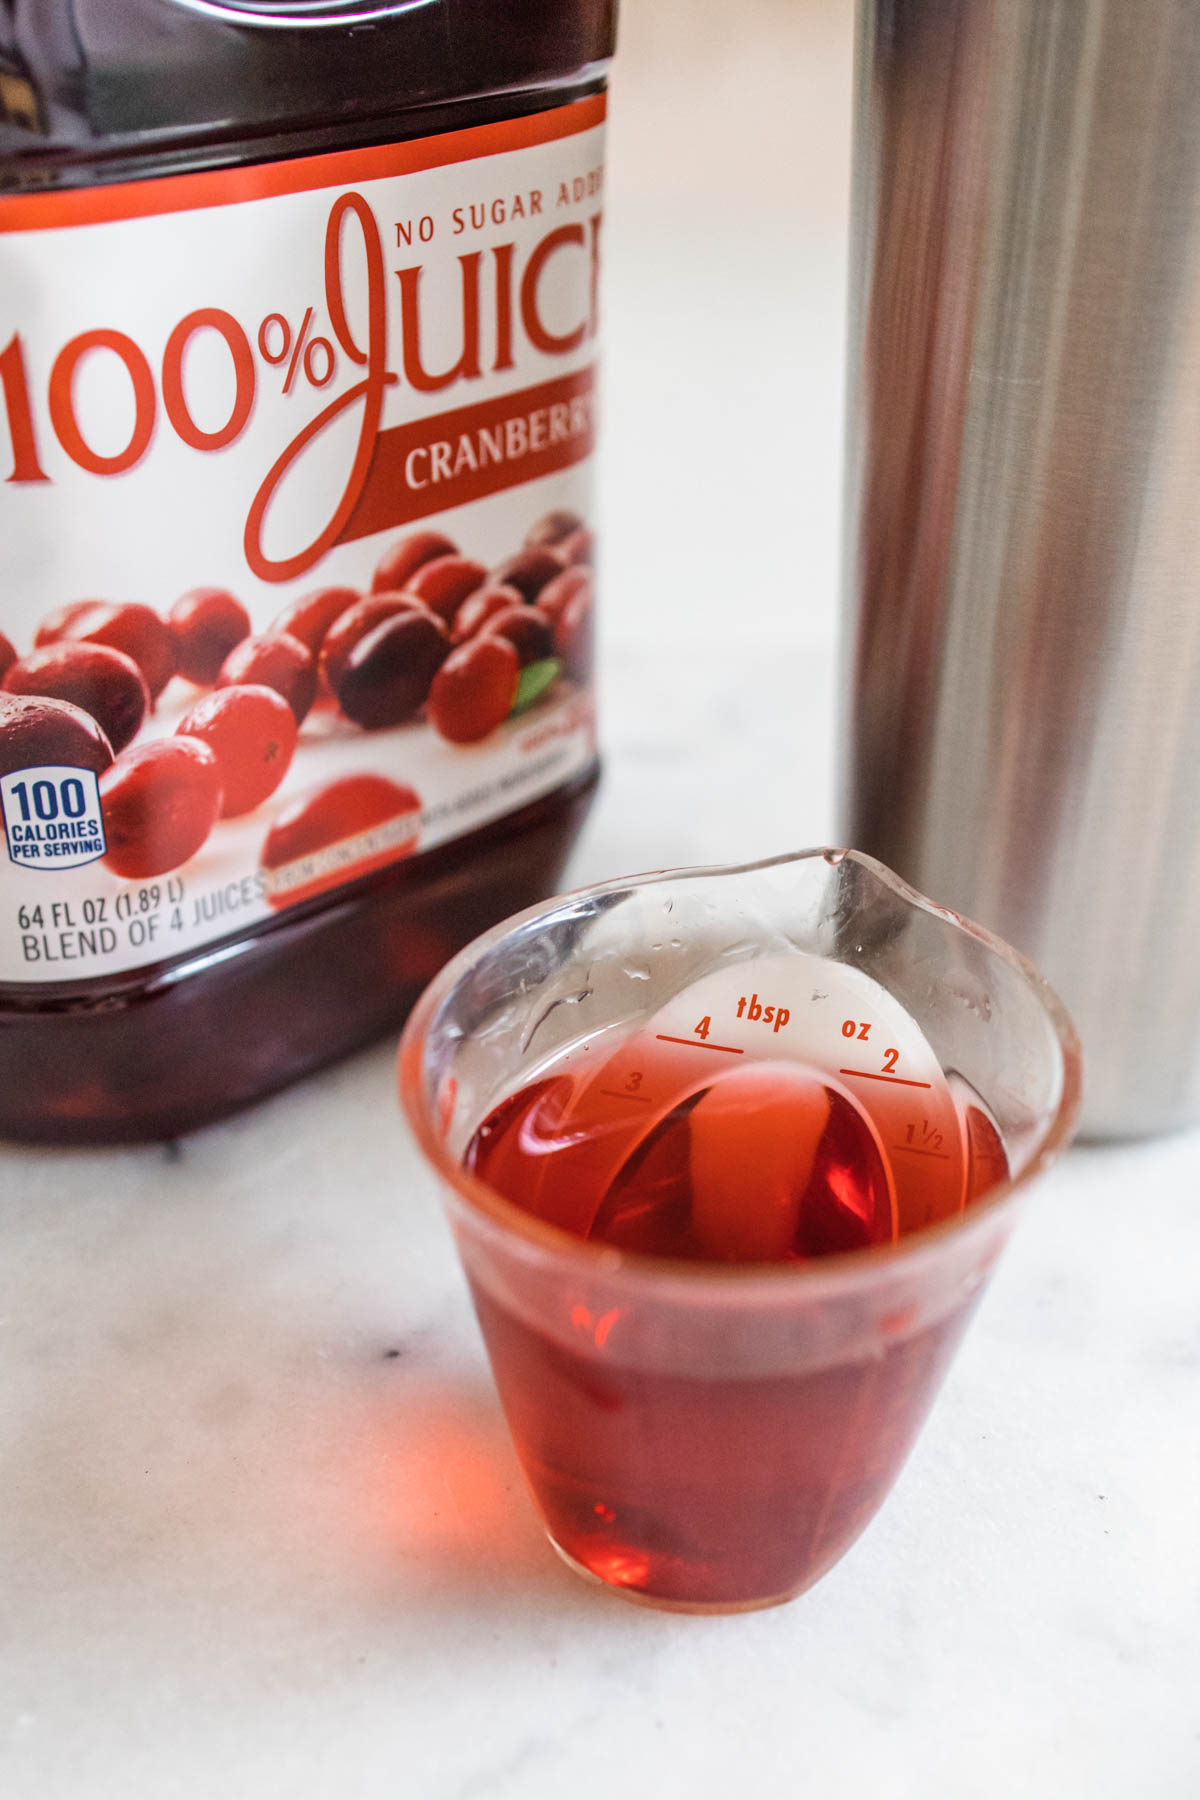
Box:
400, 850, 1081, 1610
461, 988, 1010, 1609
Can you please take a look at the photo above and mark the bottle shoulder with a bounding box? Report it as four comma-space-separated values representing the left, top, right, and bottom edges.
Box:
1, 0, 616, 188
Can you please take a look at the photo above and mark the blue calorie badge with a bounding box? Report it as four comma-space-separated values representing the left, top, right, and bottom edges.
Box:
1, 765, 107, 871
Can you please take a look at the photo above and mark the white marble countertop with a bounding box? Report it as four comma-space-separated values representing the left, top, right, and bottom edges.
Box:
2, 6, 1198, 1795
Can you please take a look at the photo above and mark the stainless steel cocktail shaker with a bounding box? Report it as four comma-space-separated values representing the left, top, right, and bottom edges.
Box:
841, 0, 1200, 1137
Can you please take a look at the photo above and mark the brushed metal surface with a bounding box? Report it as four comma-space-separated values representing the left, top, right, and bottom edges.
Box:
842, 0, 1200, 1136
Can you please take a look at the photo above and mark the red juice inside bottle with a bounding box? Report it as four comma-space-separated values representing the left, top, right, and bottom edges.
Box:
462, 1028, 1010, 1608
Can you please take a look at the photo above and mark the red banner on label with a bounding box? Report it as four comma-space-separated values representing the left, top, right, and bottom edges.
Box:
337, 367, 596, 547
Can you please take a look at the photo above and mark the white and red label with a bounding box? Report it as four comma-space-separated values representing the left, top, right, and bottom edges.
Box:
0, 98, 603, 982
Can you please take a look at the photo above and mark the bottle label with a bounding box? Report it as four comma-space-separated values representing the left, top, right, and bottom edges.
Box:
0, 98, 602, 982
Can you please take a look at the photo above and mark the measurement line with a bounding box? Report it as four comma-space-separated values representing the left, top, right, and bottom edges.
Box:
655, 1034, 744, 1055
839, 1068, 932, 1089
892, 1144, 951, 1161
598, 1089, 654, 1103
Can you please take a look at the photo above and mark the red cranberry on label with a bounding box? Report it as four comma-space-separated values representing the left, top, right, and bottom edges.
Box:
4, 642, 149, 753
0, 691, 113, 780
481, 603, 554, 668
0, 632, 15, 683
34, 600, 101, 648
335, 609, 450, 729
554, 586, 594, 682
372, 530, 459, 594
449, 583, 524, 645
100, 736, 222, 879
524, 509, 583, 550
319, 593, 431, 692
261, 773, 422, 909
489, 547, 564, 605
427, 635, 520, 744
536, 565, 592, 628
169, 588, 251, 686
177, 684, 298, 817
270, 585, 360, 656
559, 525, 595, 567
63, 602, 176, 700
404, 555, 488, 625
217, 633, 317, 724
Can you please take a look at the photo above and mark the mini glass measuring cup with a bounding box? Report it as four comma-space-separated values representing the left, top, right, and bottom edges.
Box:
399, 850, 1080, 1613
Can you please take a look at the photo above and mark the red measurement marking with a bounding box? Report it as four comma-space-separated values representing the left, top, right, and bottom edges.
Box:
839, 1068, 932, 1089
892, 1144, 951, 1161
597, 1089, 654, 1103
655, 1034, 744, 1054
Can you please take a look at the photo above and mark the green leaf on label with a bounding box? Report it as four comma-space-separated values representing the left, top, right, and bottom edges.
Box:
510, 657, 561, 716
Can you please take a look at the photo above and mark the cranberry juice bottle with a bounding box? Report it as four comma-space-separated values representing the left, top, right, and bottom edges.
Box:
0, 0, 615, 1142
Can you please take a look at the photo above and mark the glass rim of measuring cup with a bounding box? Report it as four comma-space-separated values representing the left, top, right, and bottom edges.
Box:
398, 847, 1082, 1294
